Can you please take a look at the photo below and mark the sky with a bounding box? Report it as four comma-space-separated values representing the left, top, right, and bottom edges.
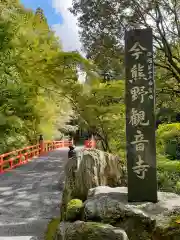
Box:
20, 0, 82, 53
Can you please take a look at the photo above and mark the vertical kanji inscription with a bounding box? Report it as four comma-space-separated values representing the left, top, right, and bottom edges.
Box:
125, 28, 157, 202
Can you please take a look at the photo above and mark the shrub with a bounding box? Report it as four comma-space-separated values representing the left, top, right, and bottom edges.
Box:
157, 154, 180, 194
156, 123, 180, 159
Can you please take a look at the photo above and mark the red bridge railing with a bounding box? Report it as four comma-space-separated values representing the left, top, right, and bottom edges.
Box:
0, 139, 96, 174
0, 140, 72, 174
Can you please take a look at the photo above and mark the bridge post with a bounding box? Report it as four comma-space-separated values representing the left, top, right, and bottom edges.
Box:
0, 156, 3, 173
39, 135, 44, 155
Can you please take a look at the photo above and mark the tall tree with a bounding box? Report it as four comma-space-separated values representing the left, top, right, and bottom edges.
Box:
71, 0, 180, 84
0, 0, 77, 153
71, 1, 124, 81
61, 77, 125, 153
35, 7, 48, 24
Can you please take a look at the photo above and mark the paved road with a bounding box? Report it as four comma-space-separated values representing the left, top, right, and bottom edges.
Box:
0, 147, 73, 240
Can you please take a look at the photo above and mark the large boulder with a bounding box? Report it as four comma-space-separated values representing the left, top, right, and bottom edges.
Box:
84, 186, 180, 240
55, 221, 128, 240
60, 149, 126, 220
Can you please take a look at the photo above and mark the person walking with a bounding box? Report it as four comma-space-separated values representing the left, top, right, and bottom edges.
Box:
68, 145, 76, 159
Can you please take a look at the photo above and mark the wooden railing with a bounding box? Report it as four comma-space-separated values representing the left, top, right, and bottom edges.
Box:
0, 140, 72, 174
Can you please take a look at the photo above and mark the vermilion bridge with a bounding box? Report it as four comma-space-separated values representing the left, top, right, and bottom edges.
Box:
0, 139, 95, 240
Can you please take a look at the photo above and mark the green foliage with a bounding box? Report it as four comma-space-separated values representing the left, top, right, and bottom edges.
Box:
0, 1, 79, 154
157, 154, 180, 194
154, 125, 180, 194
70, 0, 124, 80
156, 123, 180, 159
65, 79, 125, 153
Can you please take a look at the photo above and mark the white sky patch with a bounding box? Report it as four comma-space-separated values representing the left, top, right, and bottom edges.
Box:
51, 0, 82, 53
51, 0, 86, 83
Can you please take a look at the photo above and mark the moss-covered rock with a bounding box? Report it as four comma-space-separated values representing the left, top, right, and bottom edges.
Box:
45, 218, 60, 240
55, 221, 128, 240
65, 199, 83, 221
